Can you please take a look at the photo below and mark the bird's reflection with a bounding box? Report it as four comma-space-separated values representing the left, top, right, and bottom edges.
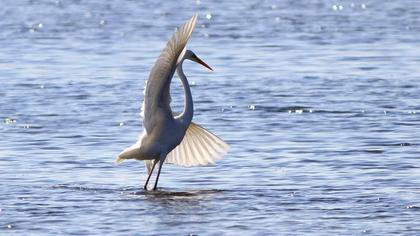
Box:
132, 188, 225, 199
125, 188, 226, 215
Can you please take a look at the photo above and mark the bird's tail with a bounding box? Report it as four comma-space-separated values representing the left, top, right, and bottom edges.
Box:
116, 156, 125, 165
116, 131, 147, 165
116, 143, 140, 165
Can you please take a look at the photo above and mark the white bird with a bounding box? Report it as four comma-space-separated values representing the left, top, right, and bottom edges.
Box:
116, 15, 229, 191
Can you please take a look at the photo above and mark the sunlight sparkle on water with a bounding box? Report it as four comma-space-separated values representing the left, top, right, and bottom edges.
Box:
4, 118, 16, 124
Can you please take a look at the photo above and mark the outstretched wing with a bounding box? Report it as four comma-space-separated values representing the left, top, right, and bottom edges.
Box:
142, 15, 197, 132
165, 122, 230, 167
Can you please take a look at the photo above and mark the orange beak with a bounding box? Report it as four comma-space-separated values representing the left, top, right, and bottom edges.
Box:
193, 55, 213, 71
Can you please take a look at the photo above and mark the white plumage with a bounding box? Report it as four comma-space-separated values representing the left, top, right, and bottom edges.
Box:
117, 14, 229, 190
165, 122, 229, 167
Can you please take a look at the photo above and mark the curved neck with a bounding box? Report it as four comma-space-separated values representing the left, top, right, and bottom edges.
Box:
175, 60, 193, 127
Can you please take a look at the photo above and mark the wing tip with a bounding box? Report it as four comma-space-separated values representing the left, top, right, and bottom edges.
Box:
192, 13, 198, 24
184, 14, 198, 39
191, 13, 198, 21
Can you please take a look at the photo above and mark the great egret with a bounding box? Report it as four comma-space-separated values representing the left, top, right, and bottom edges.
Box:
116, 15, 229, 190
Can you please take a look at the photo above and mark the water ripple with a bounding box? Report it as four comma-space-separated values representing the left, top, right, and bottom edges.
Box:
1, 0, 420, 235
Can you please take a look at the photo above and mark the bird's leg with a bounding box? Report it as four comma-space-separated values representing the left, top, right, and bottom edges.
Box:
144, 160, 158, 190
153, 158, 165, 191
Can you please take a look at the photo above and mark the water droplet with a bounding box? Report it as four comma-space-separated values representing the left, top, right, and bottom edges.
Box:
119, 122, 124, 126
205, 13, 212, 20
38, 23, 43, 28
7, 225, 12, 229
361, 4, 366, 9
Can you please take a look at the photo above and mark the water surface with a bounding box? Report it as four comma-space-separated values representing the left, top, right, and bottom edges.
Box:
1, 0, 420, 235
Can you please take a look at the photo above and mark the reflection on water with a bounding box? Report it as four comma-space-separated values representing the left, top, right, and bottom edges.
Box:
140, 188, 224, 198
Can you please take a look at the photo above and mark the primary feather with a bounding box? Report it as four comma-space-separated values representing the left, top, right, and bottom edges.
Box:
142, 14, 197, 133
165, 122, 230, 167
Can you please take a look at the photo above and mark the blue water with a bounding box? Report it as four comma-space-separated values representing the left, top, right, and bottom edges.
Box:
1, 0, 420, 235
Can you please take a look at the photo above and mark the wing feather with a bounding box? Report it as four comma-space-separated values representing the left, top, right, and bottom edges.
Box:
179, 134, 188, 165
188, 132, 206, 165
165, 122, 230, 167
195, 125, 221, 158
192, 126, 216, 164
142, 15, 198, 131
197, 131, 216, 164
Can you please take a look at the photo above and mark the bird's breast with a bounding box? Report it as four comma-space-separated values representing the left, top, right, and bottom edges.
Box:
143, 115, 187, 155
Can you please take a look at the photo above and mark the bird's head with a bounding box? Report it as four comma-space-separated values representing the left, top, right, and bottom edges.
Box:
183, 49, 213, 71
